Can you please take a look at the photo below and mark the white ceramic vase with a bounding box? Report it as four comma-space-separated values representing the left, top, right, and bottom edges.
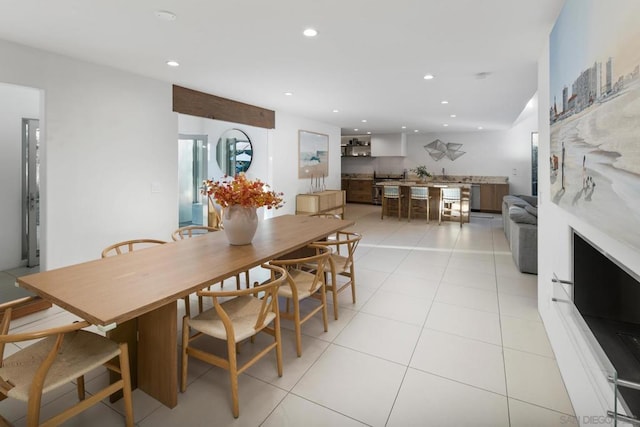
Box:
222, 205, 258, 245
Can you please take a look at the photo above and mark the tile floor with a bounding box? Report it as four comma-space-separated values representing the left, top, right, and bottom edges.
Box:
0, 204, 577, 426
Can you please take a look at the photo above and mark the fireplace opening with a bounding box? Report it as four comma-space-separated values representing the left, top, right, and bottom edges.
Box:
573, 231, 640, 417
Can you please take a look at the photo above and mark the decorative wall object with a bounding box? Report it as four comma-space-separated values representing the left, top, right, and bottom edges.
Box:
424, 139, 466, 161
549, 0, 640, 251
299, 130, 329, 181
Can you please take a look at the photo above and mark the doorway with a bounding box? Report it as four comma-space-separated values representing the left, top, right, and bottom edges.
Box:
178, 134, 208, 227
22, 118, 40, 267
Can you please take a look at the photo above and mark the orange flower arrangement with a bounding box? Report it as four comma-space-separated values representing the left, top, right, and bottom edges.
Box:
202, 173, 284, 209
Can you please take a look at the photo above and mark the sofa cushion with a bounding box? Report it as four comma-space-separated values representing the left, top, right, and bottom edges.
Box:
503, 195, 531, 208
525, 205, 538, 217
509, 206, 537, 225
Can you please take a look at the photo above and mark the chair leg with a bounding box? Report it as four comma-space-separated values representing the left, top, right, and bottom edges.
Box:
398, 198, 402, 220
325, 267, 339, 320
427, 197, 430, 223
118, 343, 135, 427
350, 268, 357, 304
76, 376, 85, 401
183, 296, 191, 318
408, 199, 412, 222
226, 339, 240, 418
293, 298, 302, 357
274, 315, 283, 377
381, 197, 385, 220
320, 286, 329, 333
244, 270, 250, 289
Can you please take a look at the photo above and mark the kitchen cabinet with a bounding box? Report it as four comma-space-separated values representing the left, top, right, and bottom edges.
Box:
346, 179, 373, 203
479, 183, 509, 212
296, 190, 346, 218
371, 133, 406, 157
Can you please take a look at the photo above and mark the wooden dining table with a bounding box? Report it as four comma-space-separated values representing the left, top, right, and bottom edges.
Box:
16, 214, 354, 408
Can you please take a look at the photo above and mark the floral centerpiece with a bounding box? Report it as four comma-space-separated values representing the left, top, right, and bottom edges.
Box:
202, 173, 284, 209
410, 165, 432, 181
201, 173, 283, 245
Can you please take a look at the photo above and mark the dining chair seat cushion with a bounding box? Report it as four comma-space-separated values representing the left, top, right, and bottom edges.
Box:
189, 296, 276, 342
277, 269, 321, 300
0, 330, 120, 401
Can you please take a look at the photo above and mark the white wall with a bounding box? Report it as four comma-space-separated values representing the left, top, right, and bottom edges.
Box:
0, 83, 40, 270
0, 39, 177, 269
537, 37, 640, 420
269, 112, 341, 216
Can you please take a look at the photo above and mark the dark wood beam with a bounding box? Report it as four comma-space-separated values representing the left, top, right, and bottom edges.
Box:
172, 85, 275, 129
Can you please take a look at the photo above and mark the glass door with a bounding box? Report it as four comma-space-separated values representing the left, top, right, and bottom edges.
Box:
178, 134, 208, 226
22, 118, 40, 267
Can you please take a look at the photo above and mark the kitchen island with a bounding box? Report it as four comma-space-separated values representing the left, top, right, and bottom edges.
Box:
376, 181, 472, 222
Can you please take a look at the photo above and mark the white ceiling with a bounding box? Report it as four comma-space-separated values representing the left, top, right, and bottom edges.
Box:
0, 0, 564, 135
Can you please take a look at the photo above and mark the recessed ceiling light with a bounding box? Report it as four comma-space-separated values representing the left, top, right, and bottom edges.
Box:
478, 126, 484, 130
166, 60, 179, 67
441, 100, 449, 104
450, 114, 457, 118
361, 119, 367, 123
414, 130, 419, 133
423, 74, 435, 80
284, 92, 293, 96
354, 128, 359, 131
332, 109, 339, 113
303, 28, 318, 37
443, 124, 449, 127
401, 126, 406, 129
155, 10, 176, 21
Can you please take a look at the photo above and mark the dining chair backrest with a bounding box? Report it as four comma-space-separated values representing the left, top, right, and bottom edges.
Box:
171, 225, 219, 241
101, 239, 166, 258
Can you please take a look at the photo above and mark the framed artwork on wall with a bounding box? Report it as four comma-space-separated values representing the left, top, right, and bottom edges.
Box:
549, 0, 640, 251
298, 130, 329, 179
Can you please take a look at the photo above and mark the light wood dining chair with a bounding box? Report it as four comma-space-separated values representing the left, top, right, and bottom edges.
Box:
381, 185, 402, 220
310, 231, 362, 320
0, 301, 134, 427
408, 186, 430, 222
101, 238, 194, 317
269, 245, 331, 357
180, 264, 287, 419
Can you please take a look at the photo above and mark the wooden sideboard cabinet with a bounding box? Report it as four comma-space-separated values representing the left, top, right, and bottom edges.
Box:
296, 190, 346, 218
479, 183, 509, 212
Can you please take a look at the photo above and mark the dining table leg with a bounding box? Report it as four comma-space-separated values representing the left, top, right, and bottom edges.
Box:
137, 301, 178, 408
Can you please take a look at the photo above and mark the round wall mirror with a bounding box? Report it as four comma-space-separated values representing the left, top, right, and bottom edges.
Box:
216, 129, 253, 175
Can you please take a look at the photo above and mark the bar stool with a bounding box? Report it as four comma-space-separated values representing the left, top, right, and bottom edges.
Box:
381, 185, 402, 220
408, 186, 430, 222
439, 187, 462, 227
